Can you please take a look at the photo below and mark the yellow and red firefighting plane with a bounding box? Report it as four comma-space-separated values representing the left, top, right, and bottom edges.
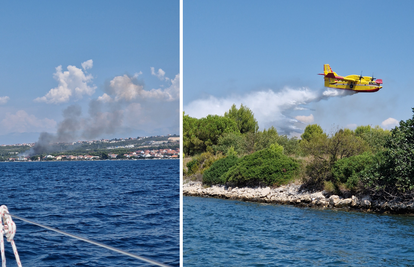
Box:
319, 64, 383, 92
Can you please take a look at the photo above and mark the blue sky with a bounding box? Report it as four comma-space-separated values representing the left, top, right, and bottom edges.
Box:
184, 0, 414, 136
0, 1, 179, 144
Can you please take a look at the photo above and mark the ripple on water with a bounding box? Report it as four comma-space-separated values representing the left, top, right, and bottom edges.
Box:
0, 160, 179, 267
184, 196, 414, 266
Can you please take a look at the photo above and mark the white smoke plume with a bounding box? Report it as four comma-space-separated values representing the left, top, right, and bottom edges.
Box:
24, 104, 124, 156
184, 87, 356, 135
25, 68, 180, 156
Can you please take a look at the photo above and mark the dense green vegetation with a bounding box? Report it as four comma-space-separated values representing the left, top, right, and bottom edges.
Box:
184, 105, 299, 157
223, 144, 299, 187
331, 152, 375, 191
184, 103, 414, 203
183, 114, 239, 156
224, 104, 258, 134
185, 152, 225, 177
184, 104, 301, 186
360, 109, 414, 200
202, 155, 239, 186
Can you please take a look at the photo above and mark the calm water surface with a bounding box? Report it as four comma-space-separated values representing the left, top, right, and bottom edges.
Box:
0, 160, 179, 266
184, 196, 414, 266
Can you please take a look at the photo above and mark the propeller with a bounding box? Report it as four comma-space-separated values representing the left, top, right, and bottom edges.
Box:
359, 71, 363, 81
371, 73, 376, 82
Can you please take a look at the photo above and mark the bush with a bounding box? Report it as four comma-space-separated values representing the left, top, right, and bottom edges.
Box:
202, 155, 239, 186
324, 181, 336, 194
186, 158, 200, 176
222, 145, 299, 187
303, 158, 331, 191
185, 152, 225, 177
198, 152, 225, 174
361, 109, 414, 200
332, 152, 374, 191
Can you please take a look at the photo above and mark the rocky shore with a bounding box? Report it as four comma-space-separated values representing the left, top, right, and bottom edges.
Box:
183, 181, 414, 214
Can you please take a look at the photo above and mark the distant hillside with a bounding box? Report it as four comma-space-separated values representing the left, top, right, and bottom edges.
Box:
0, 135, 179, 161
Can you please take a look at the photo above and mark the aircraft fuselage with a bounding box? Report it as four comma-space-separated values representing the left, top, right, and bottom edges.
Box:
324, 75, 382, 92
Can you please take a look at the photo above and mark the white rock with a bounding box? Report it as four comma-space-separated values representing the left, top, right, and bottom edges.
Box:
311, 192, 325, 200
329, 195, 340, 206
261, 187, 271, 197
351, 196, 359, 206
336, 198, 352, 208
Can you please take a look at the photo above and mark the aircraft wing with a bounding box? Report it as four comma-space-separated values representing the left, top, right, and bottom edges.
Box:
341, 76, 358, 82
323, 73, 357, 82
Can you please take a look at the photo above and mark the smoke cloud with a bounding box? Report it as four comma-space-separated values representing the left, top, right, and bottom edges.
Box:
184, 87, 356, 135
24, 68, 179, 157
24, 103, 124, 156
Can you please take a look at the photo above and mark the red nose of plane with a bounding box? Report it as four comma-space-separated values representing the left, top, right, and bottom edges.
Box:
375, 79, 383, 84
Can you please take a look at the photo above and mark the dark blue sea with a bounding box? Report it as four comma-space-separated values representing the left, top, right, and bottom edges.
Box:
0, 160, 179, 266
184, 196, 414, 266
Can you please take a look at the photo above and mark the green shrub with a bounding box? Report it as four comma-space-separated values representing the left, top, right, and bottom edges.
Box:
332, 152, 374, 190
185, 152, 225, 177
198, 152, 225, 174
323, 181, 336, 194
360, 110, 414, 197
202, 155, 239, 186
227, 146, 237, 156
186, 158, 199, 176
303, 159, 331, 191
222, 146, 299, 187
345, 175, 360, 191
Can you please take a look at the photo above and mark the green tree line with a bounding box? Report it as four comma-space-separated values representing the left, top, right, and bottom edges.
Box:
184, 104, 414, 203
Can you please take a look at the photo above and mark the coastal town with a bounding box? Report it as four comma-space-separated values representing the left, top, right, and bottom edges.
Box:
1, 135, 180, 161
16, 148, 180, 161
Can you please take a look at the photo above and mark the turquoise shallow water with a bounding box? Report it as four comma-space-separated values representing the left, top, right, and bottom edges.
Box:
184, 196, 414, 266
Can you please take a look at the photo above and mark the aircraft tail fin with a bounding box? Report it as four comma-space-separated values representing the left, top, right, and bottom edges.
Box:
324, 64, 333, 75
319, 64, 340, 78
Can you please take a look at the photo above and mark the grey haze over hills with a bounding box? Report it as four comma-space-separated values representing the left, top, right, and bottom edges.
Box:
0, 129, 179, 146
0, 132, 42, 145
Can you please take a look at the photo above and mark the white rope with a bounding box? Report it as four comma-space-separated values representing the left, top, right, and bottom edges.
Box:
8, 213, 170, 267
0, 206, 22, 267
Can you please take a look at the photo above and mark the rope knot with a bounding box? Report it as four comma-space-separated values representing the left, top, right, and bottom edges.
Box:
0, 205, 22, 266
0, 206, 16, 242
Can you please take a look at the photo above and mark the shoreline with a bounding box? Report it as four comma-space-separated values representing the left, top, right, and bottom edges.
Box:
1, 158, 179, 163
183, 181, 414, 215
